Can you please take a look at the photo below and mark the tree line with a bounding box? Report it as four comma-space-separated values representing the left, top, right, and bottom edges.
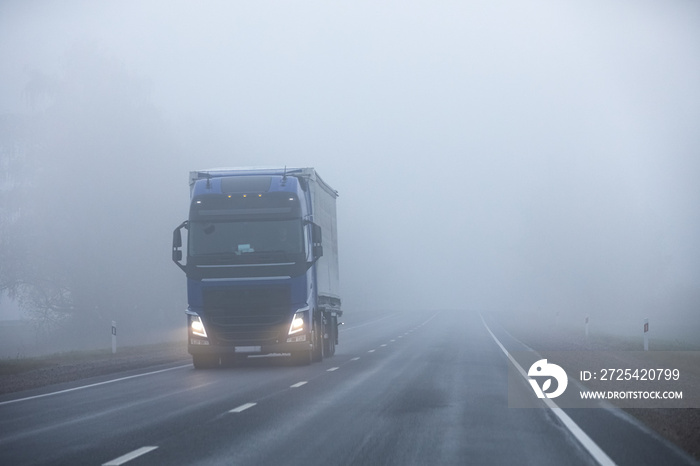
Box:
0, 44, 185, 350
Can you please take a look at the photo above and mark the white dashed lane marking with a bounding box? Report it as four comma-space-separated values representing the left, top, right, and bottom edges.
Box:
290, 381, 307, 388
229, 403, 257, 413
102, 446, 158, 466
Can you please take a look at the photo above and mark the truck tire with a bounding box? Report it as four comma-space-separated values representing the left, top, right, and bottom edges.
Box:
323, 316, 336, 357
323, 336, 335, 357
193, 354, 219, 369
311, 322, 323, 362
290, 349, 312, 366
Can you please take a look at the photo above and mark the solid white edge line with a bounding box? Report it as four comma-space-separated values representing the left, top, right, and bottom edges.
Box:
0, 364, 192, 406
102, 446, 158, 466
229, 402, 257, 413
290, 381, 308, 388
479, 314, 616, 466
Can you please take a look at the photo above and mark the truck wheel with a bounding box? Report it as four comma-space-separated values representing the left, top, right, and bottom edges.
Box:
311, 323, 323, 362
193, 354, 219, 369
323, 337, 335, 357
290, 350, 312, 366
323, 318, 336, 357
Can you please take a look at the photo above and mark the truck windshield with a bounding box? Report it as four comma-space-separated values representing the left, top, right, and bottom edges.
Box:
189, 219, 304, 258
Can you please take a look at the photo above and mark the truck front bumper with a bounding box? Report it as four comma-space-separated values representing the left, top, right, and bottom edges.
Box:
187, 338, 312, 356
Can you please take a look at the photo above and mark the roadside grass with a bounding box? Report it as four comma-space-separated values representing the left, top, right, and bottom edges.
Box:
0, 341, 186, 377
0, 358, 53, 376
495, 315, 700, 352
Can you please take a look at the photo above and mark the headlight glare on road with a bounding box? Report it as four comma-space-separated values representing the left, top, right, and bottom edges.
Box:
191, 315, 207, 338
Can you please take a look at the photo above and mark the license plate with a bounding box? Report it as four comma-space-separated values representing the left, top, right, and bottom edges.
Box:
235, 346, 261, 353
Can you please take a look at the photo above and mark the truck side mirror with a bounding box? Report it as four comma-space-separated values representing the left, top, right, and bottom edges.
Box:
173, 228, 182, 248
312, 223, 323, 259
312, 223, 322, 244
172, 221, 188, 272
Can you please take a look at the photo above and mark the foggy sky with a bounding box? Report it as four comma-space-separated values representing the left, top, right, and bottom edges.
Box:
1, 1, 699, 339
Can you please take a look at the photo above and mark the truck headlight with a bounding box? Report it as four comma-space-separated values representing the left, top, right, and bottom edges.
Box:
190, 315, 208, 338
288, 309, 307, 335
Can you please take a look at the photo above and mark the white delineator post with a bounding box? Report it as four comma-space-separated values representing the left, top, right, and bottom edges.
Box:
585, 315, 589, 338
643, 318, 649, 351
112, 321, 117, 354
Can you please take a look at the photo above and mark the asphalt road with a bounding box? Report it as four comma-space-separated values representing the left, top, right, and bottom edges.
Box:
0, 310, 696, 465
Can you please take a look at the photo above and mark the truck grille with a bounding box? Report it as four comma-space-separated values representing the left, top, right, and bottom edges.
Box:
203, 286, 291, 346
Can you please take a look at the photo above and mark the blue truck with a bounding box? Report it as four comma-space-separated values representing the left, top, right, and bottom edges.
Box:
172, 167, 342, 368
